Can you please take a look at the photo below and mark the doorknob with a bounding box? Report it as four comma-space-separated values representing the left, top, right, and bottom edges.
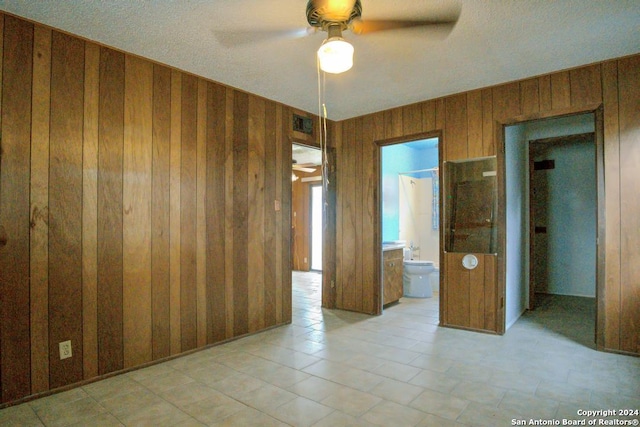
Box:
0, 225, 6, 248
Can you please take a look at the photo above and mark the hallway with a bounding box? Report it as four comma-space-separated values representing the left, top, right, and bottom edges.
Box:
1, 272, 638, 426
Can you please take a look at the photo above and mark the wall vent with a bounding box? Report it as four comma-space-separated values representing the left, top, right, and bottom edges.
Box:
293, 114, 313, 135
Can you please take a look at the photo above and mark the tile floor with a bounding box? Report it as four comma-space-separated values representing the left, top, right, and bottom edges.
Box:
1, 271, 639, 426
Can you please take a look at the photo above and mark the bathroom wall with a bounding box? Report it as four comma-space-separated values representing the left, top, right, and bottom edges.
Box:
381, 142, 438, 242
398, 174, 440, 266
381, 144, 418, 241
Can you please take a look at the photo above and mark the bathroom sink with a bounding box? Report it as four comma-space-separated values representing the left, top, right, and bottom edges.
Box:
382, 241, 406, 251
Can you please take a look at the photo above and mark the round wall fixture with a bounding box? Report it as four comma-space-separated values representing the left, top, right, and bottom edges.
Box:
462, 254, 479, 270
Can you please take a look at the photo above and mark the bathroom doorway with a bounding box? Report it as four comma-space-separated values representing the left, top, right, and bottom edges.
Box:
379, 135, 441, 314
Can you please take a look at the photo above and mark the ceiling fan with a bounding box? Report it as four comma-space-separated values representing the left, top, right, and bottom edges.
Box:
214, 0, 460, 73
309, 0, 460, 73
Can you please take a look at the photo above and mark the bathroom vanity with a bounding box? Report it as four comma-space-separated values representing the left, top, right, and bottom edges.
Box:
382, 245, 404, 305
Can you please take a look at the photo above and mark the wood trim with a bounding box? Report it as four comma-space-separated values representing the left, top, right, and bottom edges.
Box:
502, 103, 602, 126
600, 60, 620, 351
374, 129, 442, 316
617, 55, 640, 354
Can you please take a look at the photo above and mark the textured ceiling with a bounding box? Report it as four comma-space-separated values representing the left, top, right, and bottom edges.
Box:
0, 1, 638, 120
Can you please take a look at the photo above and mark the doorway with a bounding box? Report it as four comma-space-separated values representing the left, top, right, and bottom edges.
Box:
291, 143, 324, 310
503, 112, 603, 346
310, 184, 323, 271
529, 133, 596, 308
379, 136, 440, 311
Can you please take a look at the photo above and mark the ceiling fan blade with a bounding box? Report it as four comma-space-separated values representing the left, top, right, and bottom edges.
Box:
213, 27, 316, 48
350, 18, 458, 35
350, 5, 461, 36
293, 165, 317, 173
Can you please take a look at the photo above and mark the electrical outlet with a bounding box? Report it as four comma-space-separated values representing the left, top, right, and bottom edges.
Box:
59, 340, 72, 360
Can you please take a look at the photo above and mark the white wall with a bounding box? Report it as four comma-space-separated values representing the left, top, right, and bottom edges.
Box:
504, 113, 595, 330
505, 125, 528, 330
399, 175, 439, 266
532, 137, 596, 296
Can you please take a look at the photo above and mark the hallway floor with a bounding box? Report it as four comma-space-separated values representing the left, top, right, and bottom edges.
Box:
1, 271, 638, 426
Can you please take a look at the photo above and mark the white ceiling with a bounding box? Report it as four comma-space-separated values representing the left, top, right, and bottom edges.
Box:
1, 1, 638, 121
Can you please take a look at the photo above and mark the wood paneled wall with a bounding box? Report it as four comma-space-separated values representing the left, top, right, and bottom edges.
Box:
0, 13, 294, 404
334, 55, 640, 355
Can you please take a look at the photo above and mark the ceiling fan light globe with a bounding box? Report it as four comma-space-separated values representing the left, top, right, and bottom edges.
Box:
317, 37, 353, 74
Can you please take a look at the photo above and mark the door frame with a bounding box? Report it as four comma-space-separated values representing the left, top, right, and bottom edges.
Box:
290, 140, 337, 308
498, 104, 605, 344
375, 131, 443, 315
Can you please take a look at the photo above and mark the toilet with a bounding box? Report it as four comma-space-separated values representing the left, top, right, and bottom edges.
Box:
402, 248, 436, 298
